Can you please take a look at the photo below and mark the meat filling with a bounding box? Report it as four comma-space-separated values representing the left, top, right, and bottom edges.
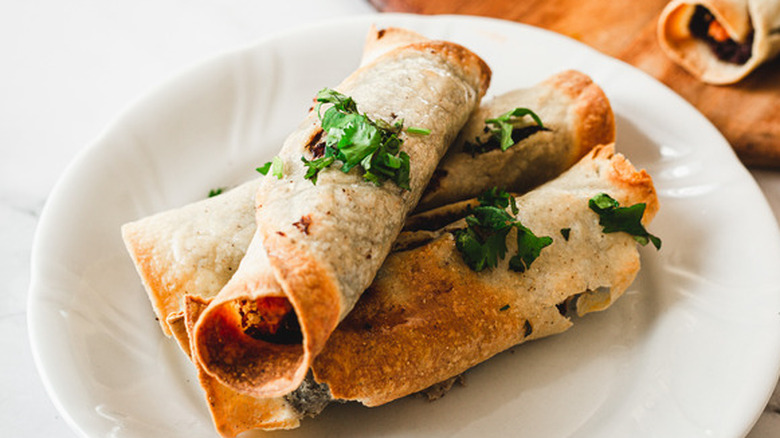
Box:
284, 373, 334, 417
237, 297, 303, 344
689, 5, 753, 64
463, 125, 549, 156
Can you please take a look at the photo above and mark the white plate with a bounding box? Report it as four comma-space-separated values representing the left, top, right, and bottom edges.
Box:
28, 14, 780, 438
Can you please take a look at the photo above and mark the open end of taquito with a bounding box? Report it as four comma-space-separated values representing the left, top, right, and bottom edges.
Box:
183, 295, 302, 437
658, 0, 780, 84
191, 228, 340, 398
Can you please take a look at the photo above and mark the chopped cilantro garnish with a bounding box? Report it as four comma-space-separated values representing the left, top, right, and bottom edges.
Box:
406, 126, 431, 135
560, 228, 571, 241
500, 304, 510, 311
304, 88, 411, 190
208, 187, 225, 198
509, 224, 553, 273
256, 156, 284, 179
478, 187, 518, 214
589, 193, 661, 249
454, 188, 552, 272
485, 107, 545, 151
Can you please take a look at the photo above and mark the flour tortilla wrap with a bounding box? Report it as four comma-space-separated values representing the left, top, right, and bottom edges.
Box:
417, 69, 614, 211
658, 0, 780, 84
310, 143, 658, 406
191, 33, 491, 399
121, 69, 613, 341
182, 143, 658, 435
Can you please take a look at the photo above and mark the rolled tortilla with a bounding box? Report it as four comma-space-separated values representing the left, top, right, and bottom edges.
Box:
658, 0, 780, 84
417, 68, 614, 211
122, 69, 614, 340
183, 143, 658, 435
191, 31, 491, 399
310, 143, 658, 406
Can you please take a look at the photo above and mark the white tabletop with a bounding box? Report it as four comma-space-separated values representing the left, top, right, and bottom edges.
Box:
2, 1, 779, 437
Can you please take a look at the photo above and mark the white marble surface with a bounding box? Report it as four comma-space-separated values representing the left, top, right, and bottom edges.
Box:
2, 1, 778, 437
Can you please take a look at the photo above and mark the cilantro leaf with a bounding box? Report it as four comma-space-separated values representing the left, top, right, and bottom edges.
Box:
305, 88, 411, 189
477, 187, 518, 214
270, 156, 284, 179
257, 156, 284, 179
256, 161, 272, 175
455, 187, 553, 273
301, 155, 335, 184
208, 187, 225, 198
509, 225, 553, 273
407, 126, 431, 135
560, 228, 571, 241
589, 193, 661, 250
484, 107, 545, 151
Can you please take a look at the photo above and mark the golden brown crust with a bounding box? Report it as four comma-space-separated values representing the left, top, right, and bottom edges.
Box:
121, 223, 177, 336
543, 70, 616, 166
590, 144, 660, 223
312, 234, 574, 406
184, 296, 301, 438
166, 312, 191, 357
312, 143, 658, 407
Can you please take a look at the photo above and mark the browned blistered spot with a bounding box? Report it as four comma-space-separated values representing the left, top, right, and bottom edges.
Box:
276, 231, 286, 237
377, 28, 386, 39
292, 215, 313, 235
305, 129, 325, 157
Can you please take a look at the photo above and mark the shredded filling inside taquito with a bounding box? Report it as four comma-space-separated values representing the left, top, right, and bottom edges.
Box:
237, 297, 303, 344
463, 125, 550, 156
689, 5, 753, 64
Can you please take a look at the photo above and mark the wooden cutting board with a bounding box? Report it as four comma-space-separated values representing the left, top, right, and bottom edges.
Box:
370, 0, 780, 168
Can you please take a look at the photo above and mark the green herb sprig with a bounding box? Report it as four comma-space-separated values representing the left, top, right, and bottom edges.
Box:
302, 88, 417, 190
454, 188, 552, 272
257, 156, 284, 179
589, 193, 661, 249
208, 187, 225, 198
486, 107, 545, 151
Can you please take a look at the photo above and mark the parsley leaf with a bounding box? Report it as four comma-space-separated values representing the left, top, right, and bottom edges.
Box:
560, 228, 571, 241
208, 187, 225, 198
301, 156, 335, 185
304, 88, 411, 190
454, 188, 552, 272
589, 193, 661, 249
509, 225, 553, 273
256, 156, 284, 179
407, 126, 431, 135
477, 187, 518, 214
484, 107, 545, 151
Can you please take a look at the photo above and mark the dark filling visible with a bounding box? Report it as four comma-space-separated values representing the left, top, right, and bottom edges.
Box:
238, 297, 303, 345
284, 373, 333, 417
403, 202, 476, 232
463, 125, 549, 156
523, 320, 533, 338
555, 294, 581, 318
689, 5, 753, 64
